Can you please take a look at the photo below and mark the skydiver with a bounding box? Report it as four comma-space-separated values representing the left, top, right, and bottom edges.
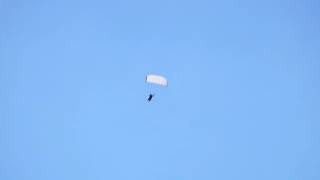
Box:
147, 94, 154, 101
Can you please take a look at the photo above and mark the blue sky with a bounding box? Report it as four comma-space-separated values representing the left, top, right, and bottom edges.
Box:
1, 0, 320, 179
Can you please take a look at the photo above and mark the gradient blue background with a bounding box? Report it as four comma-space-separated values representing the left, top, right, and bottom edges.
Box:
1, 0, 320, 179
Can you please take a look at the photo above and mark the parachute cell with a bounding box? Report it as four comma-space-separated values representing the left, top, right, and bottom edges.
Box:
146, 75, 168, 87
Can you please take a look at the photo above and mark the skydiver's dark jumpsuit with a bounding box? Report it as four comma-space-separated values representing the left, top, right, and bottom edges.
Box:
148, 94, 154, 101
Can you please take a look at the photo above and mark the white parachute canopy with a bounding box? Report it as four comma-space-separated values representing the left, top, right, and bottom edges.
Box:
146, 74, 168, 87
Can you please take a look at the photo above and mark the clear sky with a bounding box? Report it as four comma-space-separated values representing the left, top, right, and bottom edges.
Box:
1, 0, 320, 179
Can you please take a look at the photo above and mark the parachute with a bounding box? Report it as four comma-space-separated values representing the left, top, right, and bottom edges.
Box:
146, 75, 168, 87
146, 74, 167, 101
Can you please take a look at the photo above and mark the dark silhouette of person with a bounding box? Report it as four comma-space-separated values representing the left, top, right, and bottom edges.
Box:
147, 94, 154, 101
